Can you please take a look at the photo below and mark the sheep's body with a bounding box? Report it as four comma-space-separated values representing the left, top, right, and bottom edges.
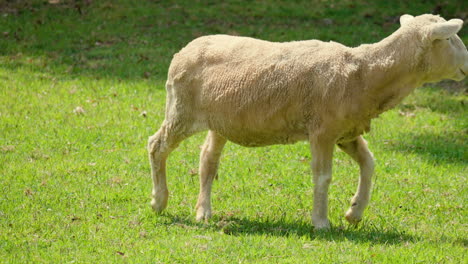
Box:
148, 14, 468, 229
168, 36, 360, 146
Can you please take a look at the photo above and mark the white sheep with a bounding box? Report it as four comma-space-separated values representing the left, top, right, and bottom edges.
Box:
148, 14, 468, 229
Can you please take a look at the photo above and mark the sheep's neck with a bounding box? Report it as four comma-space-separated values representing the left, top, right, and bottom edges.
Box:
354, 31, 425, 117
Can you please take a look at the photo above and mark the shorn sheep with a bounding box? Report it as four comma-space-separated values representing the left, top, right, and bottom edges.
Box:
148, 14, 467, 229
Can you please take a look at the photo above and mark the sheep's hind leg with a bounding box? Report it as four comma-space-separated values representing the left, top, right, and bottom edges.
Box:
338, 136, 375, 225
195, 131, 227, 221
148, 122, 191, 213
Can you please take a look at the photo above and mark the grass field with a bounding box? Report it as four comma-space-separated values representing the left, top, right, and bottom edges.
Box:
1, 0, 467, 263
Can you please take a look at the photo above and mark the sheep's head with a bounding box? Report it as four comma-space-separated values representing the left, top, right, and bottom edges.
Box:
400, 14, 467, 82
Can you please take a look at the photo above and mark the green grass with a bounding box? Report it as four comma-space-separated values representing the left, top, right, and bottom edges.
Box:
1, 0, 467, 263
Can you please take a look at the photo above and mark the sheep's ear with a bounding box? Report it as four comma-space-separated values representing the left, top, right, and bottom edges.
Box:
400, 14, 414, 26
430, 19, 463, 40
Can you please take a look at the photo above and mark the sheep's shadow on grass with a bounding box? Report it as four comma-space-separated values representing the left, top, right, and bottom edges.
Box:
160, 213, 416, 245
216, 218, 417, 245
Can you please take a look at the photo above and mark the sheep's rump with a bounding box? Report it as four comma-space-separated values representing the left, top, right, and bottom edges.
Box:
166, 35, 351, 146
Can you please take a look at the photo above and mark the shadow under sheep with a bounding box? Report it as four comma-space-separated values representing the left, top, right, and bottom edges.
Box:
158, 213, 418, 245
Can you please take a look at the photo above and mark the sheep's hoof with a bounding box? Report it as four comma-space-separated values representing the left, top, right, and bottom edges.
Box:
151, 190, 169, 213
195, 208, 211, 222
345, 209, 362, 225
313, 218, 331, 230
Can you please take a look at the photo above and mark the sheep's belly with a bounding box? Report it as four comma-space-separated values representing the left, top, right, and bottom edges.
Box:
337, 121, 371, 144
218, 129, 309, 147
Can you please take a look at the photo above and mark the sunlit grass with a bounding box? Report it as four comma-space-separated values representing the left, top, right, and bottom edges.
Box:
0, 0, 467, 263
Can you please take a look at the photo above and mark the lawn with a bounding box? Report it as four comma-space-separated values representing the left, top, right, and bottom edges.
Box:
0, 0, 467, 263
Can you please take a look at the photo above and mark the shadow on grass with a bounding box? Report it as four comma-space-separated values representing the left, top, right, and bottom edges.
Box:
158, 212, 417, 245
385, 131, 467, 165
2, 1, 465, 82
400, 85, 467, 115
218, 217, 417, 245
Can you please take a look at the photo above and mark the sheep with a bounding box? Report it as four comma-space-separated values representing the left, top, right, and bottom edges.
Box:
148, 14, 468, 230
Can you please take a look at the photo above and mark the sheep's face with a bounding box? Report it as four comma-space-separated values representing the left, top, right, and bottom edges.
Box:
429, 29, 468, 82
401, 14, 468, 82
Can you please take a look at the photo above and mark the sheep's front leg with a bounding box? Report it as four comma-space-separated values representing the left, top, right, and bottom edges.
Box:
338, 136, 374, 225
195, 131, 227, 221
310, 136, 335, 230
